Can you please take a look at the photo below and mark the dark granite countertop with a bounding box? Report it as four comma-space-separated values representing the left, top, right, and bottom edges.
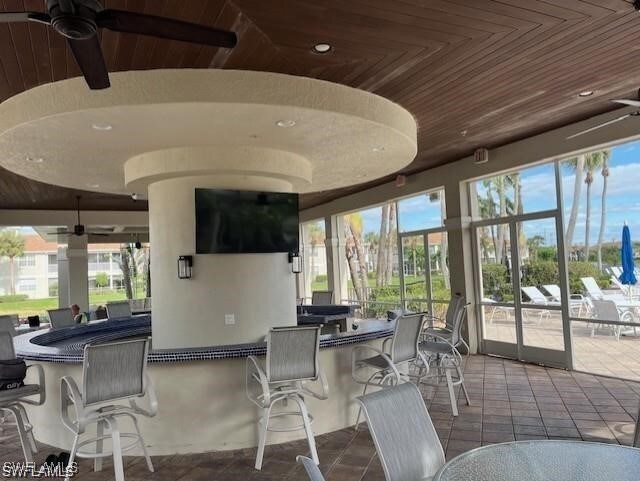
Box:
13, 315, 394, 364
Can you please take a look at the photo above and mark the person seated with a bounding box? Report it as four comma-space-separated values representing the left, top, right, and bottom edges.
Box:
71, 304, 88, 324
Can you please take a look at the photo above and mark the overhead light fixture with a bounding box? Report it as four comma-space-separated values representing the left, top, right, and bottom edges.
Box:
91, 123, 113, 131
578, 91, 594, 98
372, 146, 385, 152
288, 251, 302, 274
276, 119, 296, 128
26, 156, 44, 163
178, 255, 193, 279
313, 43, 332, 54
88, 183, 100, 188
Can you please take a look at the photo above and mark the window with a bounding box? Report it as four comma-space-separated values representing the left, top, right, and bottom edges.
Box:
17, 278, 36, 294
397, 189, 445, 232
17, 254, 36, 268
300, 220, 327, 301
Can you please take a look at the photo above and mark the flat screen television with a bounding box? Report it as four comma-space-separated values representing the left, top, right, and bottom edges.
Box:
195, 189, 299, 254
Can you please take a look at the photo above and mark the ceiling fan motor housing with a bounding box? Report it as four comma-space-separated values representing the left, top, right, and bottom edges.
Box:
46, 0, 103, 40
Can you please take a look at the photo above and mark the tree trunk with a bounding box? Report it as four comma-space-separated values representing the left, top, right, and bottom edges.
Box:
9, 257, 15, 296
412, 241, 417, 277
385, 203, 396, 285
495, 177, 506, 262
597, 162, 609, 271
145, 249, 151, 298
585, 178, 593, 261
566, 155, 585, 249
440, 198, 450, 290
349, 220, 369, 302
376, 204, 389, 286
117, 248, 134, 300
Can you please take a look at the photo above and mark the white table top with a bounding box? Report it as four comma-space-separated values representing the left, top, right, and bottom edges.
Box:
433, 441, 640, 481
15, 323, 50, 332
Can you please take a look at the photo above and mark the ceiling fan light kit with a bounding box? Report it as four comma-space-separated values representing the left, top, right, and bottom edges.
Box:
0, 0, 238, 90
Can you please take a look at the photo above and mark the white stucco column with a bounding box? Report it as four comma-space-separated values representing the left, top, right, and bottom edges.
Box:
147, 173, 298, 349
57, 235, 89, 311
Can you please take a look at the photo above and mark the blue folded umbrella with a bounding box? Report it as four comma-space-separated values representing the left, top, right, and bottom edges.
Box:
620, 224, 637, 285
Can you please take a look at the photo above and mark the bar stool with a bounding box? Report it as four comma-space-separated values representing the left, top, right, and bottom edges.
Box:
0, 331, 46, 463
105, 300, 133, 319
60, 338, 157, 481
246, 326, 328, 470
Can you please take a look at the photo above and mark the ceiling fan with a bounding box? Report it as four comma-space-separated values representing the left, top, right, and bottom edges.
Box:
0, 0, 237, 90
56, 196, 111, 237
567, 92, 640, 139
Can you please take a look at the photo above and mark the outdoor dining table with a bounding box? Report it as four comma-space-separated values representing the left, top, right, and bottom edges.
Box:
433, 440, 640, 481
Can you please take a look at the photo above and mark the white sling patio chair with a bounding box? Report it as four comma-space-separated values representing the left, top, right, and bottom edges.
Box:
106, 300, 133, 319
47, 307, 75, 329
352, 313, 429, 427
520, 286, 552, 325
297, 455, 326, 481
418, 301, 471, 416
0, 331, 45, 463
610, 276, 640, 299
589, 299, 634, 341
356, 382, 445, 481
581, 277, 628, 303
423, 294, 470, 354
60, 338, 157, 481
0, 314, 17, 335
246, 326, 328, 470
311, 291, 333, 305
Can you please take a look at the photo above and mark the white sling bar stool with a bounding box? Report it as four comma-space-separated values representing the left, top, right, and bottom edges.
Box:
60, 338, 157, 481
246, 326, 328, 470
0, 331, 45, 463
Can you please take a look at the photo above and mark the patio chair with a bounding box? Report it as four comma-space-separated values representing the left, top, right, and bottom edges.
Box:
0, 331, 46, 463
311, 290, 333, 305
0, 314, 16, 335
482, 297, 511, 324
418, 301, 471, 416
423, 294, 470, 354
542, 284, 588, 317
356, 382, 445, 481
581, 277, 627, 303
297, 455, 325, 481
610, 276, 639, 299
352, 313, 429, 427
47, 307, 75, 329
589, 299, 634, 341
520, 286, 552, 325
106, 300, 133, 319
60, 338, 157, 481
246, 326, 328, 470
634, 402, 640, 448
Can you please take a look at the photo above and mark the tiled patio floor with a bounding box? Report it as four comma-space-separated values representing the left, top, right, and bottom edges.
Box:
483, 308, 640, 381
1, 355, 639, 480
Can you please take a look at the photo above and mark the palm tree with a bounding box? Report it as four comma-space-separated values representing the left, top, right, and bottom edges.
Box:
583, 152, 605, 260
376, 204, 389, 286
385, 203, 397, 284
307, 223, 325, 283
596, 150, 612, 271
564, 155, 585, 250
439, 193, 450, 289
346, 214, 369, 301
494, 176, 508, 263
0, 230, 25, 295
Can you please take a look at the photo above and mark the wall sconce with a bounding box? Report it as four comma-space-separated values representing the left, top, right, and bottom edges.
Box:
178, 255, 193, 279
288, 251, 302, 274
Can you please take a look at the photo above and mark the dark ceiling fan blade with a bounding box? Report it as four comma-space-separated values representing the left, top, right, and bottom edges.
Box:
67, 36, 110, 89
96, 9, 237, 48
0, 12, 51, 25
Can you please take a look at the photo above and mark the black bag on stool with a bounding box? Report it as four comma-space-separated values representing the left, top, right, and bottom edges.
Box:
0, 358, 27, 390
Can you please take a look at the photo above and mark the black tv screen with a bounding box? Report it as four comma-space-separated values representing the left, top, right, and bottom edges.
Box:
195, 189, 299, 254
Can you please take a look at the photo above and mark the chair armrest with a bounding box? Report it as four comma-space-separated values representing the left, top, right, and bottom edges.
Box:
246, 355, 270, 408
300, 368, 329, 400
60, 376, 88, 434
351, 345, 400, 386
21, 363, 46, 406
129, 373, 158, 418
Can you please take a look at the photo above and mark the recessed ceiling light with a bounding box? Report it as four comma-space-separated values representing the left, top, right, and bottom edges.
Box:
276, 119, 296, 128
26, 156, 43, 163
91, 123, 112, 131
313, 43, 332, 54
372, 146, 385, 152
88, 183, 100, 188
578, 91, 594, 97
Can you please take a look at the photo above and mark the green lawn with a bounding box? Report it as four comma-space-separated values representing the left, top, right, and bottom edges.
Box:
0, 290, 131, 318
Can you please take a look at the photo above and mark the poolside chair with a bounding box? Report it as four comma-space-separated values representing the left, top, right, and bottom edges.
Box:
60, 338, 157, 481
311, 290, 333, 305
0, 331, 45, 463
520, 286, 552, 325
483, 297, 511, 324
418, 301, 471, 416
580, 277, 628, 303
352, 313, 429, 426
610, 276, 639, 299
106, 300, 133, 319
542, 284, 588, 317
356, 382, 445, 481
297, 455, 325, 481
246, 326, 328, 470
589, 299, 634, 341
47, 307, 75, 329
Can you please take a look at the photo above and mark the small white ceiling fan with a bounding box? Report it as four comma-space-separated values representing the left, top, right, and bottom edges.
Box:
567, 95, 640, 140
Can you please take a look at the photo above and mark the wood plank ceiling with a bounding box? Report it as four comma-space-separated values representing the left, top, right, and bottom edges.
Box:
0, 0, 638, 211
